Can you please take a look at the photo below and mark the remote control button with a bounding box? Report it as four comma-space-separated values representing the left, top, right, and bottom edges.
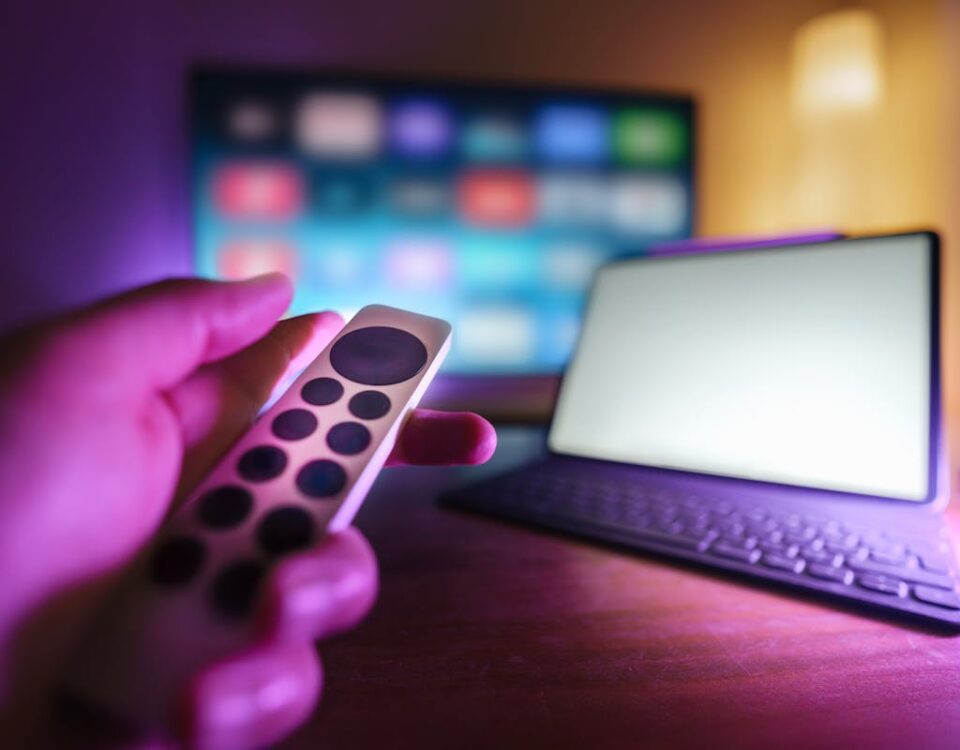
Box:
327, 422, 371, 455
210, 560, 264, 620
301, 377, 344, 406
238, 446, 287, 482
349, 390, 391, 420
330, 326, 427, 386
296, 459, 347, 498
150, 536, 206, 587
272, 409, 318, 441
257, 506, 316, 558
196, 486, 253, 530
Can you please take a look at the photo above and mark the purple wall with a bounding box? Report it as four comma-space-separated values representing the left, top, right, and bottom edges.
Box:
0, 0, 459, 331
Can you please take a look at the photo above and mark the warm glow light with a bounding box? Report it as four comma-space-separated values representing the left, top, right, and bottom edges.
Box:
792, 9, 884, 116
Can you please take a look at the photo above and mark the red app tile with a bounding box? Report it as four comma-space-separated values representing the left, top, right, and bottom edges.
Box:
217, 240, 299, 281
212, 162, 304, 220
458, 170, 535, 227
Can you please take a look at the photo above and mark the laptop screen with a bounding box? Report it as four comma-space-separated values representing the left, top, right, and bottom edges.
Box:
548, 233, 937, 502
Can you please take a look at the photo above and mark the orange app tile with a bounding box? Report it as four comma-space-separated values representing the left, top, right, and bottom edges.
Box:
217, 240, 299, 281
212, 162, 305, 220
458, 170, 535, 227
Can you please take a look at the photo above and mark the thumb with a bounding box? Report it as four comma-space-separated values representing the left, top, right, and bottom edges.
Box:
57, 274, 293, 395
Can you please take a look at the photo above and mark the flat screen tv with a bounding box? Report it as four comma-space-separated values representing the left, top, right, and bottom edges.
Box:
191, 69, 696, 413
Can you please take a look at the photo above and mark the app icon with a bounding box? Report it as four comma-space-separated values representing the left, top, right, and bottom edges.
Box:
534, 105, 609, 163
610, 176, 688, 236
389, 177, 450, 218
460, 237, 536, 289
389, 99, 452, 158
537, 173, 609, 226
384, 237, 453, 290
458, 306, 536, 366
543, 241, 606, 289
313, 172, 374, 216
458, 170, 535, 227
217, 240, 299, 280
613, 108, 689, 166
212, 162, 304, 220
226, 100, 280, 142
461, 113, 526, 161
295, 92, 381, 158
313, 240, 367, 286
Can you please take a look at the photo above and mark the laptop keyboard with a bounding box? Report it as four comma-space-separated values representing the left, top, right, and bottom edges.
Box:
443, 461, 960, 628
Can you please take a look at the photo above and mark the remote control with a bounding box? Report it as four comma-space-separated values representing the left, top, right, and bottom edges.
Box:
65, 304, 451, 731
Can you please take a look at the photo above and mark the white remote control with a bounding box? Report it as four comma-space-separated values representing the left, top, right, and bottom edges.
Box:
66, 304, 451, 731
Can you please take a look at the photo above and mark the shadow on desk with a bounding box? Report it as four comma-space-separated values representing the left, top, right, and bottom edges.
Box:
281, 428, 960, 750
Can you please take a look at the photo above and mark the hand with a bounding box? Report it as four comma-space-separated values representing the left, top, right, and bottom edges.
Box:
0, 275, 496, 749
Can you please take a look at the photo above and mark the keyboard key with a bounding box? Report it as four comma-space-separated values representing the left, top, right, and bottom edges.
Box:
635, 528, 714, 552
856, 573, 907, 597
762, 554, 805, 574
869, 549, 907, 566
806, 564, 853, 585
870, 541, 907, 558
918, 554, 953, 575
759, 539, 797, 556
825, 535, 860, 553
846, 557, 957, 591
785, 528, 817, 544
913, 585, 960, 610
719, 536, 757, 550
801, 548, 844, 567
710, 542, 761, 564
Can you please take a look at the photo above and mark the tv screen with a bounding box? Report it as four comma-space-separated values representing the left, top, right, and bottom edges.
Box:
192, 69, 696, 374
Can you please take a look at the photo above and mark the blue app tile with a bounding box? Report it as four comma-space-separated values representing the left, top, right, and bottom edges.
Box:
460, 237, 538, 290
313, 172, 375, 216
535, 105, 610, 164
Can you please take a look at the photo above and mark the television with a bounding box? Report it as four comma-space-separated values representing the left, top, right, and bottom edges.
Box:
191, 69, 696, 415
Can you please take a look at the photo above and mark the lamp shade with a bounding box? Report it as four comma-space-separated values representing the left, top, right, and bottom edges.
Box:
792, 9, 884, 117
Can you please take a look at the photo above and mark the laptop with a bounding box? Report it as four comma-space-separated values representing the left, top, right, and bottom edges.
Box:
444, 231, 960, 629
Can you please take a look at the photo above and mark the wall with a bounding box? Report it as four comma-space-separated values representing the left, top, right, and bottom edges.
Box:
1, 0, 954, 406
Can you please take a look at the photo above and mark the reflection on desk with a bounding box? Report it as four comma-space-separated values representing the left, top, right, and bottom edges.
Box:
281, 427, 960, 750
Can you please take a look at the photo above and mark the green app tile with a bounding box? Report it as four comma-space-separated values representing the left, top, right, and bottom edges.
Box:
614, 109, 688, 166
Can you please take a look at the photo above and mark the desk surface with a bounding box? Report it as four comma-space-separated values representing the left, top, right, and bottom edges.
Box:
282, 427, 960, 750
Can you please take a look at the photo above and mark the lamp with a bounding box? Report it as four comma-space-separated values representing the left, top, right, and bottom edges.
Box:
792, 9, 884, 117
788, 8, 886, 229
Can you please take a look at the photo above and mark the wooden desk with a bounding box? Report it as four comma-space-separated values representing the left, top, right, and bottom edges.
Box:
282, 428, 960, 750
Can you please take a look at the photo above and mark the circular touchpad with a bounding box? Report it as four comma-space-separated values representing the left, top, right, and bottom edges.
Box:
330, 326, 427, 386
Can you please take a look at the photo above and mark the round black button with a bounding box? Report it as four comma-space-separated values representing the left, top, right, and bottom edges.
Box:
196, 486, 253, 530
272, 409, 318, 441
329, 326, 427, 386
257, 506, 316, 558
301, 377, 344, 406
150, 536, 206, 587
237, 445, 287, 482
326, 422, 371, 455
296, 459, 347, 498
349, 390, 391, 420
209, 560, 264, 620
